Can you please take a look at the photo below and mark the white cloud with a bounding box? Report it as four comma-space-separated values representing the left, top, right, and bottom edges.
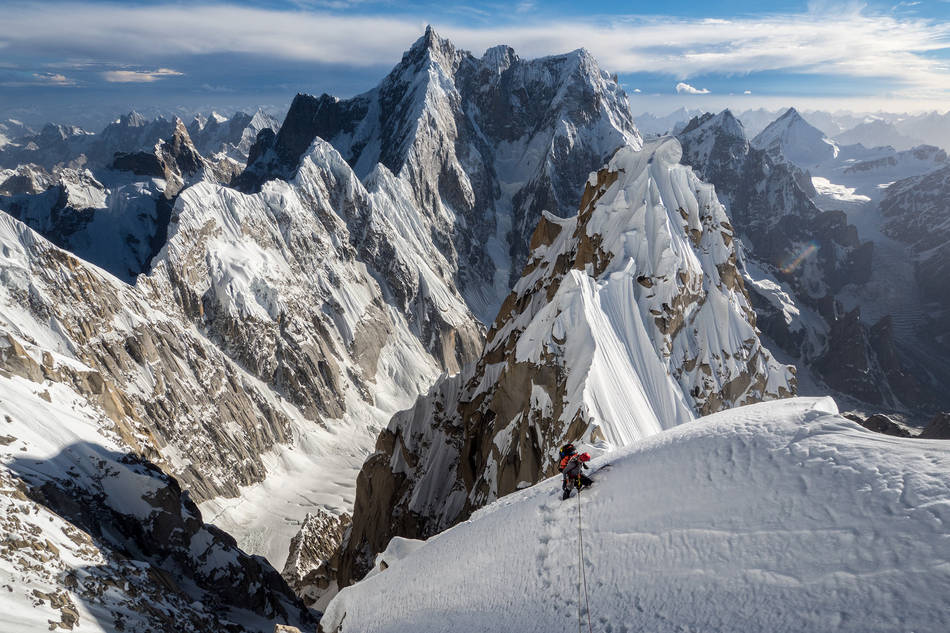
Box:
676, 82, 710, 94
32, 72, 74, 85
101, 68, 183, 83
3, 2, 950, 97
744, 90, 752, 94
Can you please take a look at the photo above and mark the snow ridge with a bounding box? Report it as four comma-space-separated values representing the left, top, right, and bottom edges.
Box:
323, 397, 950, 633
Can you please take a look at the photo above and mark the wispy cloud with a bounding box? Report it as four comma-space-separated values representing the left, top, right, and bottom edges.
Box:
676, 82, 710, 94
33, 72, 75, 85
3, 2, 950, 97
101, 68, 183, 83
0, 71, 77, 87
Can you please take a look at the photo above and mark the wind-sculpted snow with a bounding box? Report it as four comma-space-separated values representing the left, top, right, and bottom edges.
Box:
0, 28, 639, 611
338, 138, 795, 584
323, 397, 950, 633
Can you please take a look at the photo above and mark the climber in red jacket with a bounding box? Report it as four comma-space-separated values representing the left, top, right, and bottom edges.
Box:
558, 443, 593, 500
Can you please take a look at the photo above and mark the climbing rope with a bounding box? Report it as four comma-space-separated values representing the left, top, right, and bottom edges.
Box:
576, 483, 593, 633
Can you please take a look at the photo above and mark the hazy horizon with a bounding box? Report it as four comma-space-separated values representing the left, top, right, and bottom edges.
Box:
3, 1, 949, 129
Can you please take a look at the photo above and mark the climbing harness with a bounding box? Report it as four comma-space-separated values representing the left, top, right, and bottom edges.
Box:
576, 485, 593, 633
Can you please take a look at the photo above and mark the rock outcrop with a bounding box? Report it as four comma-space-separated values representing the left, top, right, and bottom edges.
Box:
283, 510, 352, 609
919, 413, 950, 439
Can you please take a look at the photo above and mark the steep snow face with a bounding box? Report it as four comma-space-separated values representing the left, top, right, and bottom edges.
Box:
753, 107, 839, 168
151, 136, 481, 424
323, 397, 950, 633
142, 137, 482, 565
338, 138, 794, 583
243, 27, 641, 322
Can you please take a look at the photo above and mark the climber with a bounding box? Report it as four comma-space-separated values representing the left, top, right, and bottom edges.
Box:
558, 443, 593, 500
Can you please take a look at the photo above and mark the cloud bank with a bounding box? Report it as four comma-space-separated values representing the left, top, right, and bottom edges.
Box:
101, 68, 184, 83
1, 2, 949, 98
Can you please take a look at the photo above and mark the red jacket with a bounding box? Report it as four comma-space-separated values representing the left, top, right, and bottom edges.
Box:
560, 453, 590, 478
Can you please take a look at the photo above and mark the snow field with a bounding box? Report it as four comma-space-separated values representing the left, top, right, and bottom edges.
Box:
323, 397, 950, 633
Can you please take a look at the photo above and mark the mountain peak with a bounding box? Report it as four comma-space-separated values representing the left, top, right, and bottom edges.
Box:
120, 111, 147, 127
679, 109, 745, 142
408, 25, 456, 61
753, 106, 837, 166
481, 44, 517, 72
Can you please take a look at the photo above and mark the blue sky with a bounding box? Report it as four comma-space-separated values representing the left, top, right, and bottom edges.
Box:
2, 1, 949, 127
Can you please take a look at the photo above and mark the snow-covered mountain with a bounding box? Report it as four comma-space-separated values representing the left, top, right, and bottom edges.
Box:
835, 118, 924, 151
0, 119, 33, 149
322, 397, 950, 633
735, 107, 785, 137
337, 138, 795, 584
0, 119, 240, 282
0, 212, 321, 631
723, 107, 949, 414
0, 123, 94, 170
0, 109, 276, 172
0, 32, 649, 619
0, 163, 55, 196
188, 109, 280, 161
752, 107, 840, 168
633, 107, 704, 136
894, 110, 950, 153
242, 27, 641, 322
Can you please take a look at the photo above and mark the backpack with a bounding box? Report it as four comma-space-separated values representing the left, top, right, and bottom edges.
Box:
557, 443, 576, 472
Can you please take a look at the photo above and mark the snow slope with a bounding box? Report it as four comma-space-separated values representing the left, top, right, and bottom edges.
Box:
0, 362, 313, 632
323, 397, 950, 633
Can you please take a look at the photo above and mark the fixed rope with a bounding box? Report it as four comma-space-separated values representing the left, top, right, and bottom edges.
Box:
576, 483, 593, 633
